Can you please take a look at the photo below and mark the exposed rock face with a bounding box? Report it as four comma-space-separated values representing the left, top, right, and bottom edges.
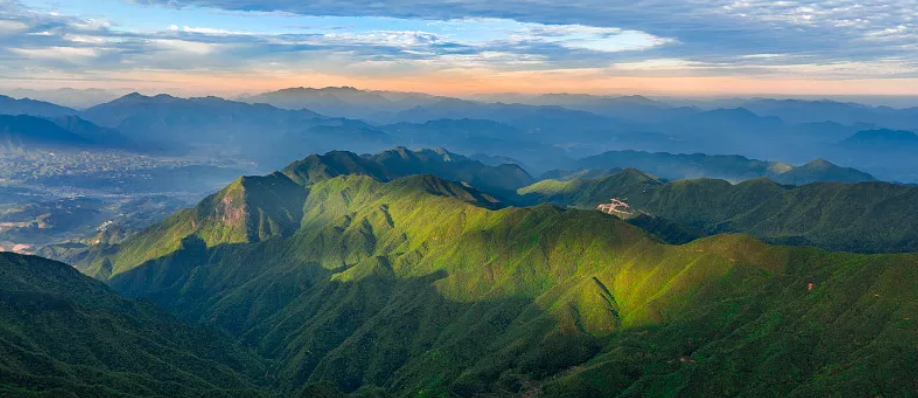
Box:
220, 195, 247, 228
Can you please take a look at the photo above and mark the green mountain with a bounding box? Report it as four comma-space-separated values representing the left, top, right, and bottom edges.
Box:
369, 147, 534, 192
79, 171, 308, 278
76, 160, 918, 397
282, 147, 532, 191
519, 169, 918, 253
774, 158, 875, 186
539, 168, 624, 181
570, 150, 875, 185
0, 252, 270, 397
79, 148, 526, 278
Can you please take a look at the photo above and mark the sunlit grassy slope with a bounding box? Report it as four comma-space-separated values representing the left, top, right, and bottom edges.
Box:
78, 148, 523, 278
519, 168, 918, 253
0, 252, 270, 398
87, 156, 918, 397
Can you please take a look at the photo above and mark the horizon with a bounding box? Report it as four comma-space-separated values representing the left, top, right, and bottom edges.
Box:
5, 85, 918, 109
3, 0, 918, 97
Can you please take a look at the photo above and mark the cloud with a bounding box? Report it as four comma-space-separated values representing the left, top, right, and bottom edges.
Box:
0, 19, 28, 34
150, 38, 220, 54
10, 46, 106, 63
1, 0, 918, 94
130, 0, 918, 61
168, 25, 248, 35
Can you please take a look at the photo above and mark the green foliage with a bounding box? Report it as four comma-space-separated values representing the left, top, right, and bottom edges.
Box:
93, 164, 918, 397
78, 171, 306, 277
520, 169, 918, 253
0, 252, 271, 398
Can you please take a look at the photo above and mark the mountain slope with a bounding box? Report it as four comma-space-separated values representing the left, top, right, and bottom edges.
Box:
282, 147, 534, 192
378, 119, 570, 172
81, 93, 393, 164
242, 86, 442, 119
50, 115, 140, 150
742, 98, 918, 130
841, 129, 918, 151
0, 252, 269, 397
84, 168, 918, 397
78, 171, 307, 278
773, 158, 875, 185
369, 147, 534, 192
0, 114, 92, 149
0, 114, 139, 151
572, 150, 874, 185
0, 95, 77, 118
519, 170, 918, 253
76, 146, 526, 279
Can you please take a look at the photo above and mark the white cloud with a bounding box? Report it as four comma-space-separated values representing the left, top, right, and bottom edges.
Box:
149, 39, 219, 54
68, 18, 112, 31
64, 34, 123, 44
168, 25, 248, 35
611, 59, 710, 71
319, 31, 443, 47
740, 54, 789, 59
0, 20, 28, 34
10, 46, 106, 62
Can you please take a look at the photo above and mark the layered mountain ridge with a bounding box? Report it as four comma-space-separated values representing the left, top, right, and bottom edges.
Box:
51, 148, 918, 397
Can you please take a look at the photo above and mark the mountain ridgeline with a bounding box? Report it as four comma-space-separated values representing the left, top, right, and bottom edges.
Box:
79, 93, 394, 164
519, 168, 918, 253
5, 89, 917, 182
558, 150, 875, 185
76, 148, 525, 278
49, 148, 918, 397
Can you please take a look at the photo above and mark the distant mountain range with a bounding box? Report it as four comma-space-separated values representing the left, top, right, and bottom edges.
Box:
80, 93, 394, 165
0, 88, 133, 110
55, 151, 918, 397
841, 129, 918, 151
740, 98, 918, 130
241, 86, 444, 120
4, 87, 918, 182
0, 94, 77, 118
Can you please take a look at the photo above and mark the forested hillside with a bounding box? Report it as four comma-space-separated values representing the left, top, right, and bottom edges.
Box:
519, 169, 918, 253
72, 155, 918, 397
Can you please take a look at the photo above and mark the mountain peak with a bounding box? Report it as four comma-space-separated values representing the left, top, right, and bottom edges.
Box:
803, 158, 835, 169
612, 168, 663, 185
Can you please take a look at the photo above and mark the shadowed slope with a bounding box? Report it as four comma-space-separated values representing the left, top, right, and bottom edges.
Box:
0, 252, 270, 398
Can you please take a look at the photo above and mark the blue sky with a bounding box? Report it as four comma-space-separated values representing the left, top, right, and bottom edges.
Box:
2, 0, 918, 96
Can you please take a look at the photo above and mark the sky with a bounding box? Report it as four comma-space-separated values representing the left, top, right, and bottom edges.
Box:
1, 0, 918, 96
